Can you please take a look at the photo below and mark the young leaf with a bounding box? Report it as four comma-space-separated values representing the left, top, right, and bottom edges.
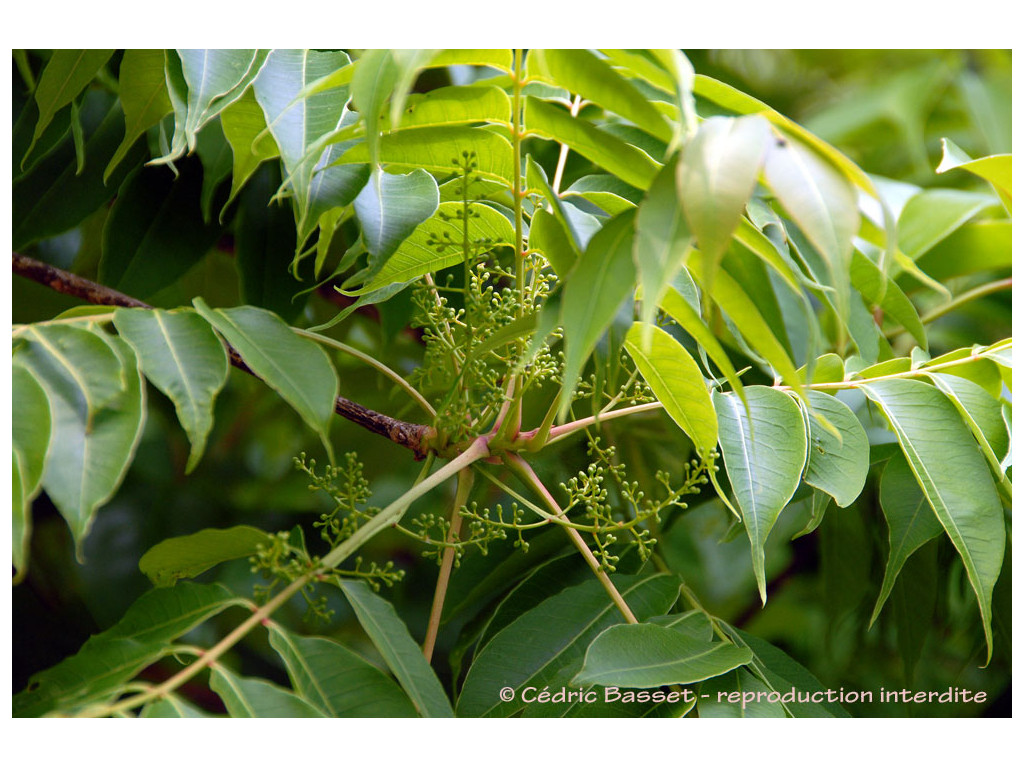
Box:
526, 49, 672, 142
558, 210, 637, 416
676, 115, 771, 269
12, 364, 51, 580
862, 378, 1005, 662
343, 200, 514, 295
192, 300, 339, 461
335, 579, 454, 717
458, 574, 680, 717
800, 391, 870, 508
353, 167, 439, 263
138, 526, 273, 587
936, 138, 1011, 212
105, 49, 173, 181
210, 666, 326, 717
338, 126, 515, 186
633, 155, 692, 337
25, 49, 115, 162
624, 322, 717, 456
713, 387, 807, 602
350, 49, 399, 166
398, 85, 511, 130
764, 135, 859, 324
268, 624, 418, 717
524, 96, 659, 189
15, 328, 146, 553
220, 88, 280, 209
574, 623, 751, 688
897, 189, 996, 260
113, 308, 229, 473
870, 454, 944, 625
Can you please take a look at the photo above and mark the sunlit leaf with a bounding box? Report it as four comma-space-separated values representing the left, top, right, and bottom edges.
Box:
624, 323, 717, 456
800, 391, 869, 508
219, 89, 280, 210
105, 49, 173, 181
354, 167, 439, 263
936, 137, 1011, 212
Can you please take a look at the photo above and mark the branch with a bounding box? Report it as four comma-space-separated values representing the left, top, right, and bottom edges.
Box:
13, 252, 435, 458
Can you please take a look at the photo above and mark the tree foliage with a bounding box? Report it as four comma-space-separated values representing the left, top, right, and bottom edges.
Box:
11, 48, 1011, 718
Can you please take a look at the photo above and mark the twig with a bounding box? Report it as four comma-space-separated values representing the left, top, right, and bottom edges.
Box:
12, 252, 436, 458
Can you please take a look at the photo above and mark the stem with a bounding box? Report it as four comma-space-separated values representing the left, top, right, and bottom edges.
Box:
505, 453, 638, 624
13, 251, 435, 458
886, 277, 1012, 339
293, 328, 436, 418
80, 579, 307, 717
551, 95, 582, 194
545, 402, 664, 446
422, 467, 475, 662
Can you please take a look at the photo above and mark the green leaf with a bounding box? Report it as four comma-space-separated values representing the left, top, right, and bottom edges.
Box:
210, 666, 326, 717
575, 623, 751, 688
870, 454, 944, 625
800, 391, 869, 507
915, 220, 1010, 282
26, 49, 114, 162
428, 49, 514, 72
526, 49, 671, 142
14, 327, 146, 552
99, 163, 223, 299
624, 323, 717, 456
458, 574, 680, 717
234, 165, 308, 322
936, 138, 1011, 212
724, 627, 850, 717
139, 526, 273, 587
194, 118, 233, 222
335, 579, 454, 717
175, 49, 269, 156
14, 94, 142, 250
791, 489, 832, 540
688, 254, 804, 397
268, 624, 418, 717
220, 88, 280, 209
140, 694, 213, 718
527, 207, 577, 278
354, 167, 439, 262
338, 126, 515, 186
927, 372, 1011, 485
647, 610, 714, 641
698, 667, 787, 718
714, 387, 807, 602
344, 201, 515, 295
861, 378, 1005, 662
14, 582, 244, 717
850, 250, 926, 348
350, 49, 399, 166
192, 300, 339, 461
114, 308, 229, 473
563, 174, 641, 215
105, 49, 173, 181
252, 49, 354, 234
898, 188, 995, 260
764, 135, 859, 325
12, 365, 51, 580
677, 115, 770, 268
633, 156, 692, 335
525, 154, 595, 253
558, 211, 637, 416
659, 285, 746, 404
524, 96, 660, 189
395, 84, 510, 130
